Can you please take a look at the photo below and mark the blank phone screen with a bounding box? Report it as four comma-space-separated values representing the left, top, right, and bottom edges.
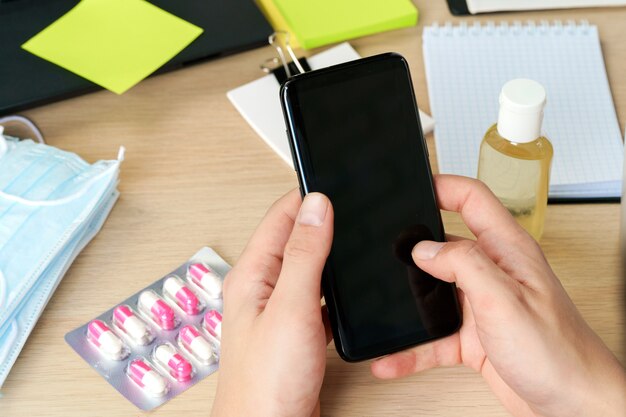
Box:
283, 55, 460, 360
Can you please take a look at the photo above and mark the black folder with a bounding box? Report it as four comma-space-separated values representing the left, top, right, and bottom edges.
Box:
0, 0, 273, 115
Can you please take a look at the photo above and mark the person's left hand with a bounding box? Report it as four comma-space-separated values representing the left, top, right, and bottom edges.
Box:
211, 190, 334, 417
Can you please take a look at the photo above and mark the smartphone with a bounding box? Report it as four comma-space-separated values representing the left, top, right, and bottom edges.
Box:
280, 53, 462, 361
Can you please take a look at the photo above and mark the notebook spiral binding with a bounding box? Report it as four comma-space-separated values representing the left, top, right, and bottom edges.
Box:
425, 20, 593, 36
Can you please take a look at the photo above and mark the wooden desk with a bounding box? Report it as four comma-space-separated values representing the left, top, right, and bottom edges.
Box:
2, 2, 624, 416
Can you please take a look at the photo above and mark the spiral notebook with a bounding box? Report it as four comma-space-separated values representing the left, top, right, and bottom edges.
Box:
423, 21, 624, 200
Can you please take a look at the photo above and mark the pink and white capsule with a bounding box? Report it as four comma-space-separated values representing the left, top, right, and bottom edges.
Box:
163, 276, 202, 315
179, 325, 215, 363
128, 359, 168, 396
154, 344, 193, 382
87, 319, 127, 360
187, 263, 222, 298
203, 310, 222, 341
138, 290, 178, 330
113, 305, 153, 345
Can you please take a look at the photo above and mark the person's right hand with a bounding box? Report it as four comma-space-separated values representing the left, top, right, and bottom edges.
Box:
371, 175, 626, 417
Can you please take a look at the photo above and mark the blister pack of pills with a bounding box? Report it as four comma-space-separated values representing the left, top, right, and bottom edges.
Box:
65, 247, 228, 410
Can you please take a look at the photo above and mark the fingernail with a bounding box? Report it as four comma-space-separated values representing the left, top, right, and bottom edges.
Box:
297, 193, 328, 227
412, 241, 445, 260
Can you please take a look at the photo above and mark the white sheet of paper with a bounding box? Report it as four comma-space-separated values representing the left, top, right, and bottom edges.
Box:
227, 43, 435, 168
467, 0, 626, 14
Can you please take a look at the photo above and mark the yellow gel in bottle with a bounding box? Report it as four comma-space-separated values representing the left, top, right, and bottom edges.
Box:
477, 79, 553, 241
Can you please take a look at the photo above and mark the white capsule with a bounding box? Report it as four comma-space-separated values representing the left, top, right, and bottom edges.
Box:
164, 276, 184, 294
139, 290, 159, 306
125, 316, 148, 338
203, 310, 222, 341
99, 331, 123, 356
87, 319, 127, 360
189, 336, 213, 362
128, 359, 168, 396
179, 325, 215, 364
113, 305, 153, 345
187, 263, 222, 298
163, 276, 202, 315
154, 344, 193, 381
138, 290, 177, 330
142, 369, 168, 395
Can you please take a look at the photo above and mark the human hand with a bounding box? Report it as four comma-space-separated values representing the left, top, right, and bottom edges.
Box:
211, 190, 334, 417
371, 175, 626, 417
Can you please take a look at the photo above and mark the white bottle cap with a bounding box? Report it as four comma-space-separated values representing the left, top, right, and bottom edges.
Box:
497, 79, 546, 143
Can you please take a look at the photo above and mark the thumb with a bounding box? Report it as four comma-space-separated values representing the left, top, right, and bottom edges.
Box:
273, 193, 334, 309
412, 240, 519, 312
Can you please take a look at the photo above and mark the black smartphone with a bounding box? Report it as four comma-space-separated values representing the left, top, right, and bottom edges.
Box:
280, 53, 462, 361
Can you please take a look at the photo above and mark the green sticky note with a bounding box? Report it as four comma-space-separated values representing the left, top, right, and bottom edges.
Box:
273, 0, 418, 50
22, 0, 203, 94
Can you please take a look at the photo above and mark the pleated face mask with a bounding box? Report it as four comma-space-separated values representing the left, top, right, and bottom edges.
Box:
0, 125, 123, 388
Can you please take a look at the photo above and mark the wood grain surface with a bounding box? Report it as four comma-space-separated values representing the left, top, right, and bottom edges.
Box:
1, 1, 624, 416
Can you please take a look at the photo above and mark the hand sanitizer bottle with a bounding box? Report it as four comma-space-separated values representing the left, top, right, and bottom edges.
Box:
477, 79, 553, 240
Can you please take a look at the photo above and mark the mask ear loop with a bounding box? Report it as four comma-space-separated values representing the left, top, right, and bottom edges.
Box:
0, 115, 45, 144
0, 147, 125, 207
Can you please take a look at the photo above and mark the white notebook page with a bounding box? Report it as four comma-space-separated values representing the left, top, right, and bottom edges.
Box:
467, 0, 626, 14
423, 21, 623, 199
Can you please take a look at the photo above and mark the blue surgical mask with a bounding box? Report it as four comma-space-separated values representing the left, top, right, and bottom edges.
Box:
0, 126, 123, 387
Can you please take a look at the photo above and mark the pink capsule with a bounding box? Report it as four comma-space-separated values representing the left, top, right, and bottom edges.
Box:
128, 359, 168, 396
187, 263, 222, 298
163, 277, 202, 315
138, 291, 178, 330
180, 325, 215, 363
87, 319, 127, 360
113, 305, 153, 344
154, 344, 193, 382
203, 310, 222, 340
